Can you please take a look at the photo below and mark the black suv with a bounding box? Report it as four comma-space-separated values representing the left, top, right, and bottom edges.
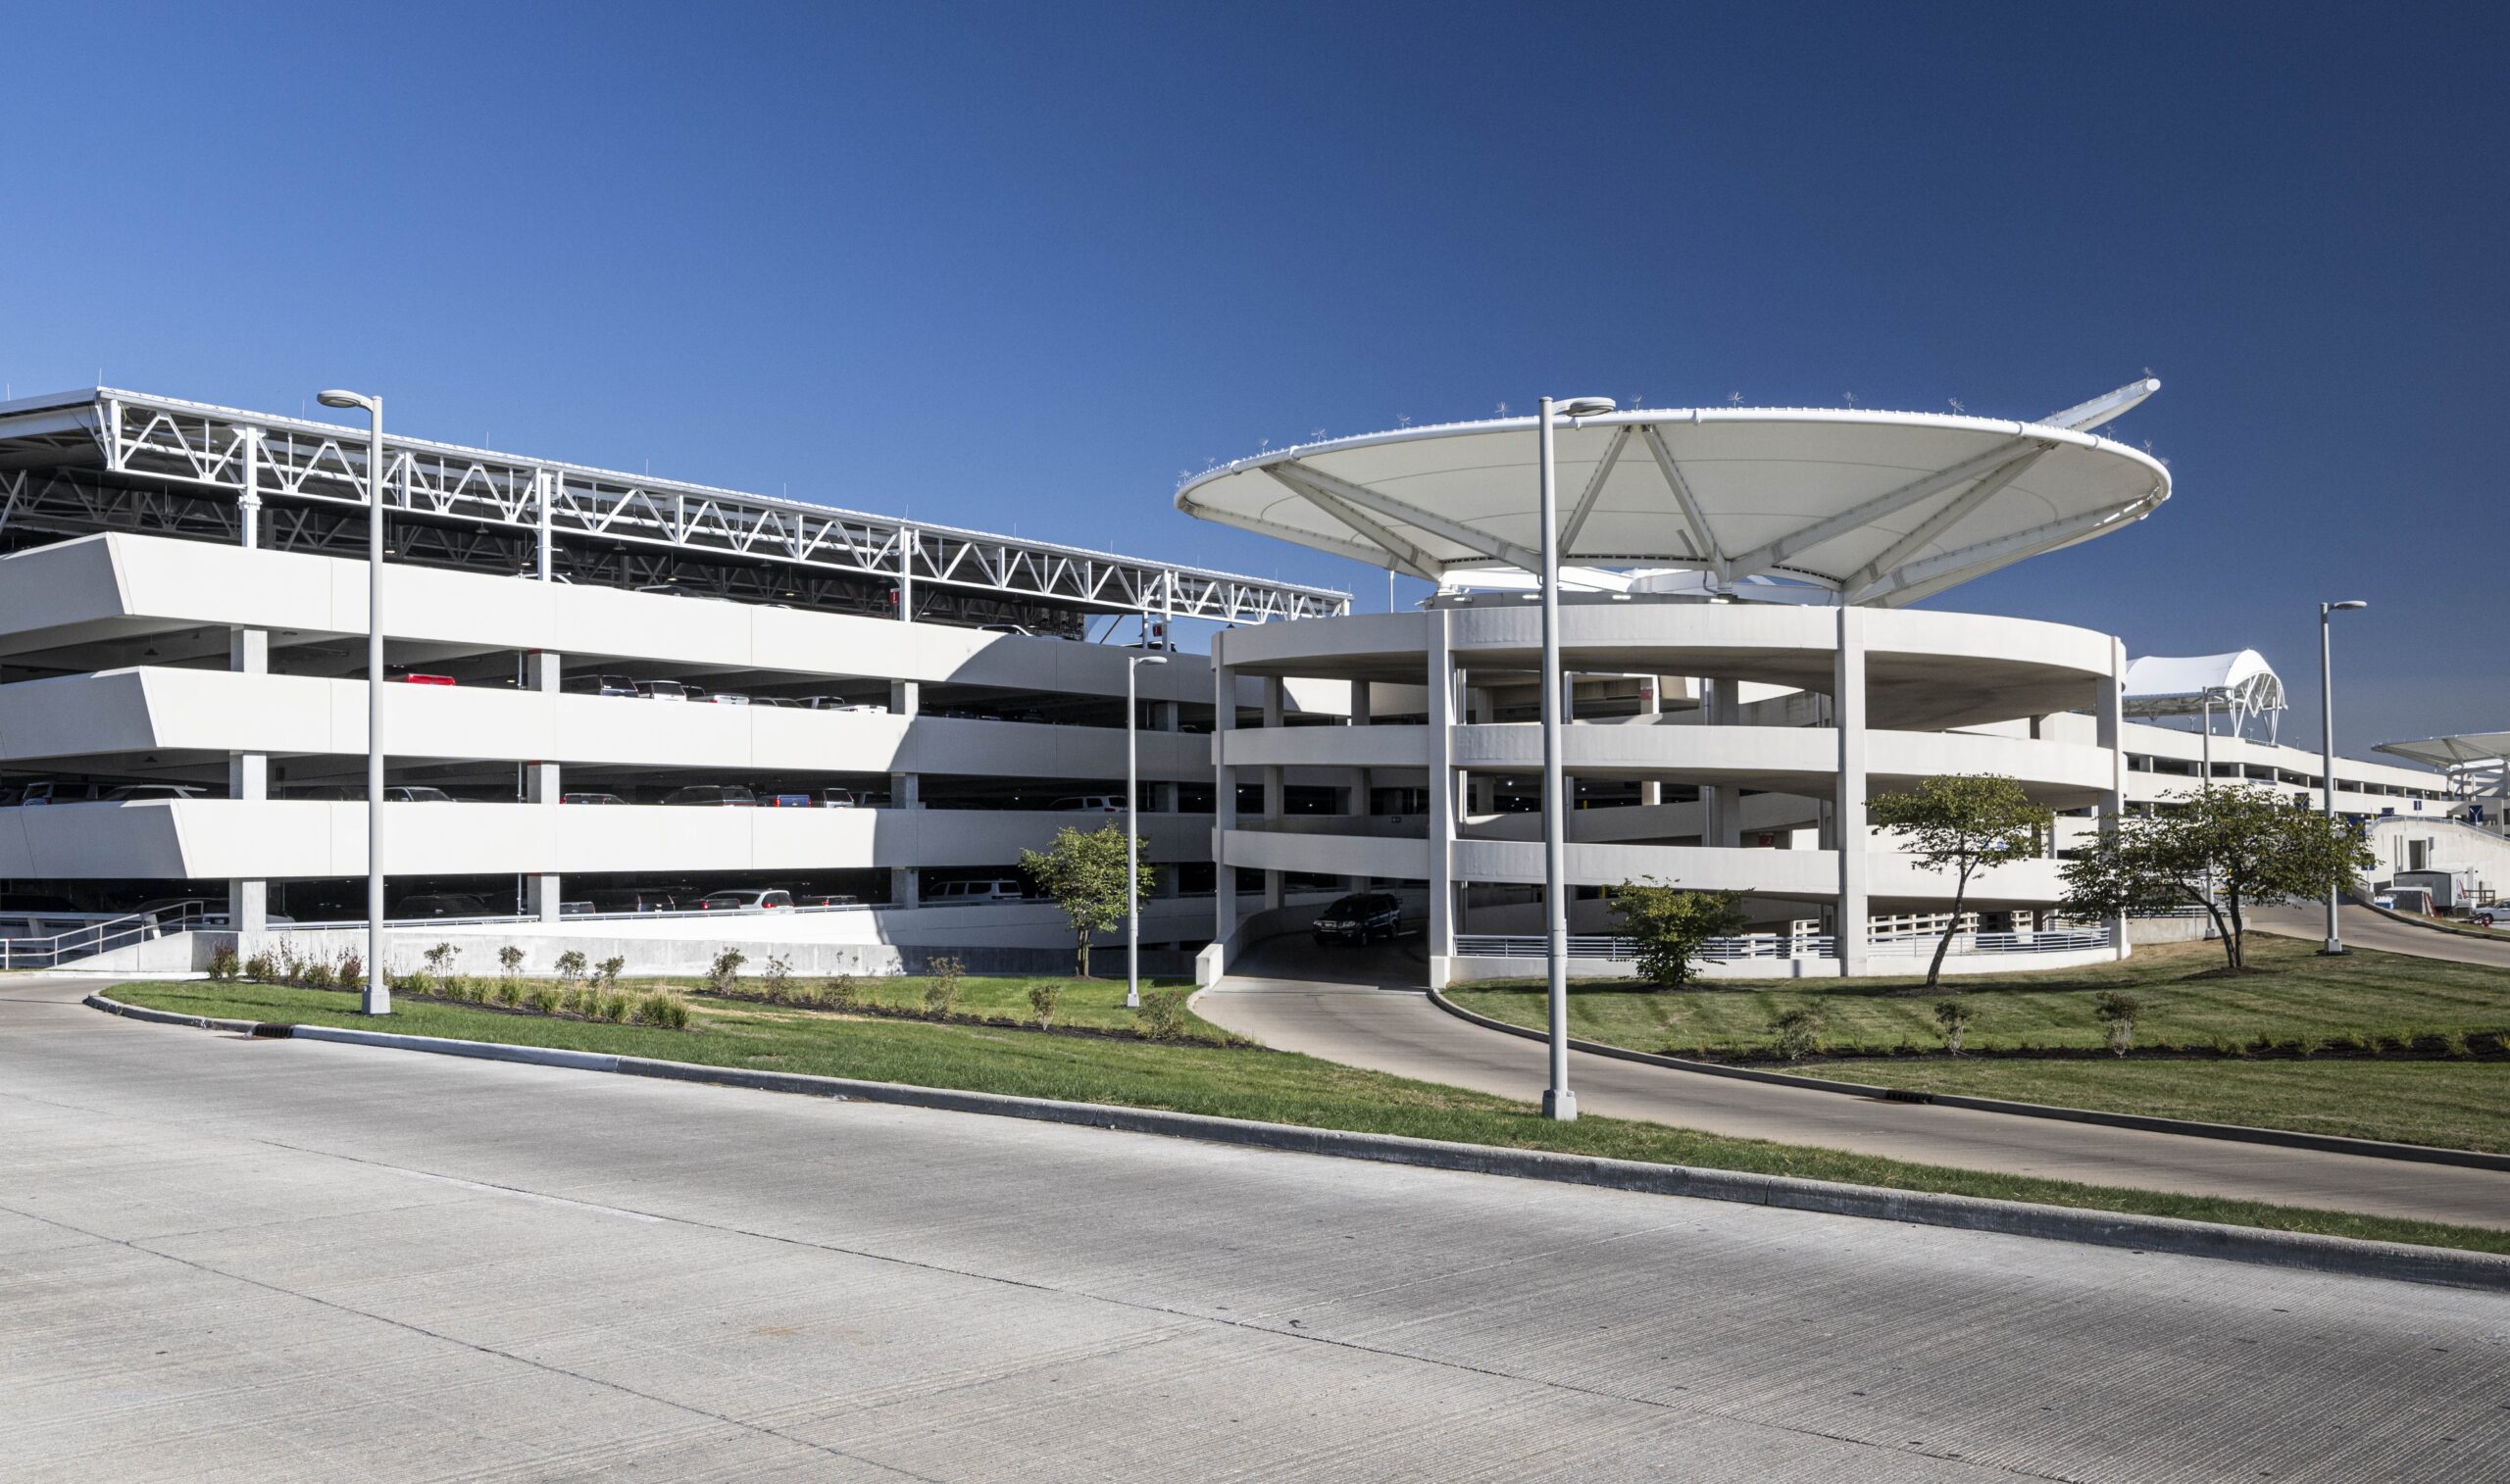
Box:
1312, 892, 1406, 945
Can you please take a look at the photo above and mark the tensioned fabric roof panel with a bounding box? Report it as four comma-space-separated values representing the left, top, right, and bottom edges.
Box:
2123, 650, 2285, 712
1175, 386, 2172, 607
2377, 732, 2510, 771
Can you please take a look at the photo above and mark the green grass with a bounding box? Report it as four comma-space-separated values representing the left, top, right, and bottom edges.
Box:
106, 976, 2510, 1257
619, 970, 1225, 1041
1804, 1059, 2510, 1155
1448, 937, 2510, 1057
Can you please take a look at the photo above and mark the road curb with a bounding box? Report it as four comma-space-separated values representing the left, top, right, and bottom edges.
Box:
80, 991, 2510, 1292
2363, 901, 2510, 943
1427, 986, 2510, 1174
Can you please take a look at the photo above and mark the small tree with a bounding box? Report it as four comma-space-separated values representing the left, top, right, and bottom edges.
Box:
1610, 881, 1749, 988
1933, 999, 1974, 1055
2062, 787, 2374, 972
1869, 774, 2052, 988
2094, 991, 2141, 1056
1028, 981, 1062, 1029
1020, 822, 1152, 977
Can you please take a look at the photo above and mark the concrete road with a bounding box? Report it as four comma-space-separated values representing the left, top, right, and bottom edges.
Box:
2253, 903, 2510, 967
8, 977, 2510, 1481
1197, 941, 2510, 1229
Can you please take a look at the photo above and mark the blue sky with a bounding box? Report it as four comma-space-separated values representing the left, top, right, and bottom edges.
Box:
2, 2, 2499, 754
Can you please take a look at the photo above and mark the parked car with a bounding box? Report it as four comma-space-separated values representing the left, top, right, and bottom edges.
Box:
2477, 905, 2509, 928
806, 698, 888, 714
392, 892, 494, 918
634, 680, 698, 703
696, 888, 792, 913
399, 673, 457, 686
564, 673, 639, 698
104, 784, 206, 801
707, 693, 750, 706
814, 789, 862, 809
662, 784, 757, 807
560, 791, 628, 806
1312, 892, 1411, 945
586, 888, 678, 914
927, 878, 1027, 904
381, 785, 459, 803
558, 900, 597, 916
800, 893, 862, 908
17, 781, 111, 806
1050, 795, 1126, 813
751, 696, 801, 708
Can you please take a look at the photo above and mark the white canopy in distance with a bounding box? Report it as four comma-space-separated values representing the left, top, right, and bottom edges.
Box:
1175, 379, 2172, 608
2377, 732, 2510, 798
2123, 650, 2288, 742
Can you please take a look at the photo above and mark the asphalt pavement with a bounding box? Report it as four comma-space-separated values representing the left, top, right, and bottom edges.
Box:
9, 974, 2510, 1481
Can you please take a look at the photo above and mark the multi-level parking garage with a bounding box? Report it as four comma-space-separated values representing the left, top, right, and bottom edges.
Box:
0, 386, 1349, 962
1179, 382, 2458, 984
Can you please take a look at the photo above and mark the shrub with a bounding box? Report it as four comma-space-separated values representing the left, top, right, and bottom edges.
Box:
1135, 986, 1190, 1041
599, 992, 629, 1022
554, 950, 588, 987
207, 944, 241, 981
242, 950, 276, 983
924, 957, 964, 1017
1932, 999, 1974, 1056
2340, 1029, 2374, 1055
526, 986, 560, 1014
424, 942, 459, 975
1609, 880, 1750, 987
2208, 1031, 2243, 1058
302, 960, 336, 990
2293, 1033, 2326, 1058
2444, 1030, 2473, 1059
1768, 1007, 1824, 1063
2093, 991, 2140, 1057
1028, 982, 1062, 1029
707, 947, 747, 995
828, 973, 862, 1012
595, 956, 626, 992
762, 954, 793, 1000
494, 978, 524, 1009
498, 945, 526, 980
633, 991, 690, 1029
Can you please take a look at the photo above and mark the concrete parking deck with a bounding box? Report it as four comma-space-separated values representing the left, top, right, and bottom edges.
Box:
6, 975, 2510, 1481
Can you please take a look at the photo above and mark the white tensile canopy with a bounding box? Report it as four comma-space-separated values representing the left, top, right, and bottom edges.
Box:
2377, 732, 2510, 798
2123, 650, 2288, 741
1174, 380, 2172, 608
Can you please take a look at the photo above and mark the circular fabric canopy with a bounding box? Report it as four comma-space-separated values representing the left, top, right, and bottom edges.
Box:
1175, 381, 2171, 607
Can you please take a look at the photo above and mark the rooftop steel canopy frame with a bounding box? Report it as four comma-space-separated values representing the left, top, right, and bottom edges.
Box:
2123, 650, 2288, 744
0, 387, 1348, 631
1175, 379, 2170, 608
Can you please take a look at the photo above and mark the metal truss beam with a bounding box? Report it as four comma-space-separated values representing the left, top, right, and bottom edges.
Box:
26, 390, 1346, 625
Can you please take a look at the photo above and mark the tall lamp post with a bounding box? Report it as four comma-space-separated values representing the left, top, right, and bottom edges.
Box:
1537, 394, 1616, 1121
2319, 599, 2368, 955
1127, 652, 1170, 1009
319, 389, 390, 1014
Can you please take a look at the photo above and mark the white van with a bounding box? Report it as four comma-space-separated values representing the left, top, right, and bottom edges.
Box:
928, 878, 1026, 904
1049, 795, 1125, 813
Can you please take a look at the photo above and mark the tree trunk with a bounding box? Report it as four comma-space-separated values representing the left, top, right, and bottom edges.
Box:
1927, 872, 1970, 989
2194, 887, 2236, 972
2225, 891, 2246, 971
1077, 936, 1090, 978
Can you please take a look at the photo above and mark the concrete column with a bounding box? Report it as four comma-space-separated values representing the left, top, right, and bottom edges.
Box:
2096, 638, 2130, 961
226, 624, 271, 934
1262, 676, 1285, 911
1637, 676, 1662, 808
891, 866, 920, 909
1705, 679, 1743, 849
887, 678, 921, 823
1345, 678, 1373, 822
1213, 658, 1239, 945
1426, 610, 1458, 973
522, 651, 562, 922
1834, 609, 1870, 976
1152, 700, 1180, 813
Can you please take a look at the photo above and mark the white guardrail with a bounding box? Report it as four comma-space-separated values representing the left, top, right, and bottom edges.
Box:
0, 902, 214, 969
1451, 926, 2112, 962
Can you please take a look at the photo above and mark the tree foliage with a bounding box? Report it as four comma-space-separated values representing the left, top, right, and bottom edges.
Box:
1020, 822, 1154, 977
1868, 774, 2052, 988
1610, 880, 1749, 988
2060, 786, 2374, 972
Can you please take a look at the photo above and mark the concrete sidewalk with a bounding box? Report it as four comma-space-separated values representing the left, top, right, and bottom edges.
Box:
8, 974, 2510, 1480
1195, 942, 2510, 1229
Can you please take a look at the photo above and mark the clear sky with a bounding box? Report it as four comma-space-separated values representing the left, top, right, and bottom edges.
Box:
3, 3, 2499, 757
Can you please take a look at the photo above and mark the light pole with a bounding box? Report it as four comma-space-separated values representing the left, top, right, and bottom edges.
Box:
319, 388, 390, 1014
1127, 651, 1170, 1009
1537, 394, 1616, 1121
2319, 599, 2368, 955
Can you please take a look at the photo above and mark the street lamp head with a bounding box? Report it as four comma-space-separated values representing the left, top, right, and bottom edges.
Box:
317, 388, 376, 412
1133, 653, 1170, 667
1550, 397, 1617, 419
2326, 600, 2368, 613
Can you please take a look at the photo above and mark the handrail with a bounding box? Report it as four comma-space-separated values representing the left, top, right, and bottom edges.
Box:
0, 900, 212, 969
1450, 925, 2113, 962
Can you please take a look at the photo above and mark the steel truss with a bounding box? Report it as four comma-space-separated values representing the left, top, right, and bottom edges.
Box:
0, 389, 1347, 626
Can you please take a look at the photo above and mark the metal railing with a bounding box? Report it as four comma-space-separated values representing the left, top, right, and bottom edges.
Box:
1451, 924, 2111, 962
0, 901, 212, 969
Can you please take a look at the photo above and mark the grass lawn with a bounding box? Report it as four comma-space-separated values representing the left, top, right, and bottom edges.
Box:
1447, 937, 2510, 1057
1797, 1059, 2510, 1155
103, 976, 2510, 1257
659, 971, 1225, 1042
1446, 936, 2510, 1153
